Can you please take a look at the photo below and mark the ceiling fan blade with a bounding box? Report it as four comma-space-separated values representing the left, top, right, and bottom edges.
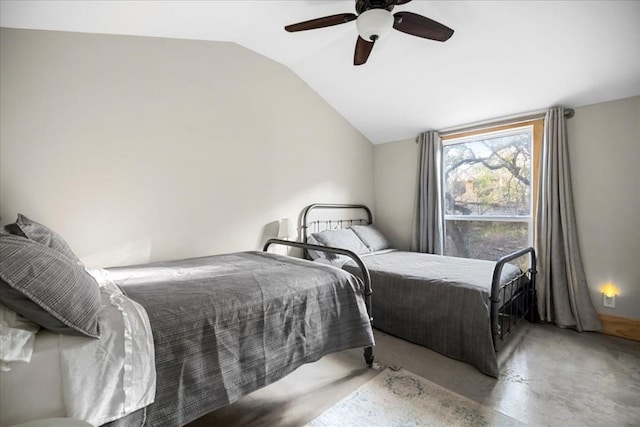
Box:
394, 0, 413, 4
285, 13, 357, 32
354, 36, 375, 66
393, 11, 454, 42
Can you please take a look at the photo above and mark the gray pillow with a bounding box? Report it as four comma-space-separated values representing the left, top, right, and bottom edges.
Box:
0, 234, 101, 338
4, 214, 83, 266
306, 234, 326, 260
350, 224, 393, 252
311, 228, 369, 260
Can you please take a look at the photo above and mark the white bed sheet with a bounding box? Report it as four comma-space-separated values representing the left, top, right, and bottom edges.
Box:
0, 269, 155, 427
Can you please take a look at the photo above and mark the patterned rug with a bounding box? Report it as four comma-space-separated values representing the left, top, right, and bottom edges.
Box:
307, 367, 523, 426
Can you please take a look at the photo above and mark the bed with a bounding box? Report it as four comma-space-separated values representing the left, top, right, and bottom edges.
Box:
0, 214, 374, 427
301, 203, 537, 377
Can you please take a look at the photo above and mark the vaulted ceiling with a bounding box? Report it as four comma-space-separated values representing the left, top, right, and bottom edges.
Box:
2, 1, 639, 144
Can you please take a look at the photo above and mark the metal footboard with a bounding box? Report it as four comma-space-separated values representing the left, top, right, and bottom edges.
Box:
263, 238, 374, 366
490, 247, 537, 350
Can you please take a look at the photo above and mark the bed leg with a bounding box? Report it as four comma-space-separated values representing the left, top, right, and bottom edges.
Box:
526, 288, 539, 323
363, 346, 374, 366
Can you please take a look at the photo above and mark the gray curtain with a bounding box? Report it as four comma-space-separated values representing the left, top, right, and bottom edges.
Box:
411, 131, 444, 254
535, 107, 601, 331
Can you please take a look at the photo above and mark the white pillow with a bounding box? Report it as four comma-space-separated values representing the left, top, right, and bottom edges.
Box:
0, 303, 40, 371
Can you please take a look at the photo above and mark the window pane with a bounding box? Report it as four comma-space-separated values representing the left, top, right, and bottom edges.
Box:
444, 220, 529, 261
443, 131, 532, 216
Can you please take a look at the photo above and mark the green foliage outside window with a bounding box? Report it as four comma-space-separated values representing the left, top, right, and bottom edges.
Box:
443, 128, 533, 261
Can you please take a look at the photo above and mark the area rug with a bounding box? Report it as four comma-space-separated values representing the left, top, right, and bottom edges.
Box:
307, 367, 523, 426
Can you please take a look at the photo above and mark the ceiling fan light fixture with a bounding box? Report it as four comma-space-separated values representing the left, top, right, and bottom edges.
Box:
356, 9, 393, 41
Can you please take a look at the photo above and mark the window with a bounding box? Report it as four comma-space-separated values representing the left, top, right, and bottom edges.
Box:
442, 120, 542, 261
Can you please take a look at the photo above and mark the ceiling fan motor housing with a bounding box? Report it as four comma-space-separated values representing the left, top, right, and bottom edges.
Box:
355, 0, 396, 15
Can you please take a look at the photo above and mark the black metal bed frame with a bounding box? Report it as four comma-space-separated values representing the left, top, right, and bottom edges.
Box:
263, 238, 374, 366
299, 203, 537, 352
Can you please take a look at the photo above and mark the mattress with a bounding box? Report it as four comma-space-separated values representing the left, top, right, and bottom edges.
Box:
342, 250, 522, 377
0, 331, 65, 426
103, 251, 374, 427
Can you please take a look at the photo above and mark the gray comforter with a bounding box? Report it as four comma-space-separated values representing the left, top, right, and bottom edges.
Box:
103, 251, 374, 427
342, 251, 520, 377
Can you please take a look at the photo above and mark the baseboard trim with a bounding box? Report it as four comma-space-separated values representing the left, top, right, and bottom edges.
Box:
598, 314, 640, 342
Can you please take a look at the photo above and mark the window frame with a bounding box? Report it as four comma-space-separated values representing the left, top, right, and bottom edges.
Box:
441, 118, 544, 256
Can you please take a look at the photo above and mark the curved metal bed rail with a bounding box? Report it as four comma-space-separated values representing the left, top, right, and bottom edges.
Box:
490, 246, 537, 350
262, 238, 374, 366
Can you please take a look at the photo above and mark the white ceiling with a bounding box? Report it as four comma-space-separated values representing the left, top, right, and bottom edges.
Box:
2, 1, 639, 144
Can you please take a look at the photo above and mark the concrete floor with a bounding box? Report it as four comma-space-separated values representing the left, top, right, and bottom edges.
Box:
190, 323, 640, 426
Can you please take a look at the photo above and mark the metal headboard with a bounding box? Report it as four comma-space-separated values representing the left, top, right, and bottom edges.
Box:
301, 203, 373, 247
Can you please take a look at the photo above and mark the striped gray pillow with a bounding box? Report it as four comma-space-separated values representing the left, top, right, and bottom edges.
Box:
306, 234, 326, 260
3, 214, 83, 266
0, 234, 101, 338
350, 224, 393, 252
312, 228, 370, 260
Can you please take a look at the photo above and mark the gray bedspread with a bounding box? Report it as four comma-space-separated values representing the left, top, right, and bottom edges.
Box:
342, 251, 520, 377
103, 251, 374, 427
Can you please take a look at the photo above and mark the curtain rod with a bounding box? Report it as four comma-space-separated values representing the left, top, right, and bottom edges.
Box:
416, 108, 575, 142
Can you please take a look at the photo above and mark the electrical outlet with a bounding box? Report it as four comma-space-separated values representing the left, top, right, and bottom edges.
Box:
603, 294, 616, 308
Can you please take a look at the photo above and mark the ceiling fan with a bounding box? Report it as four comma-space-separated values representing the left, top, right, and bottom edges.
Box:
284, 0, 454, 66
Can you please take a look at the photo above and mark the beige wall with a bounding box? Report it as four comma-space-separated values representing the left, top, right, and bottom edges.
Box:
567, 96, 640, 320
2, 28, 637, 319
0, 28, 374, 268
373, 137, 418, 250
374, 96, 640, 320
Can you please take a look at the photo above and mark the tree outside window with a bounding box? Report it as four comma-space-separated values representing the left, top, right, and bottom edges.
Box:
443, 124, 537, 261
